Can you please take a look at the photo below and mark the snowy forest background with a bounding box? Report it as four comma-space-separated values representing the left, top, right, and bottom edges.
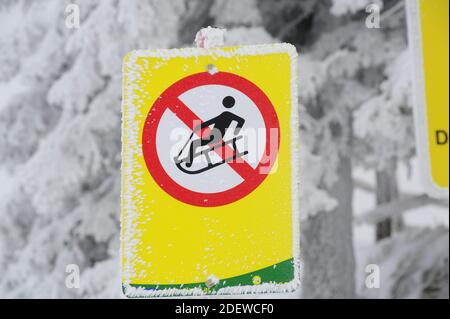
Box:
0, 0, 448, 298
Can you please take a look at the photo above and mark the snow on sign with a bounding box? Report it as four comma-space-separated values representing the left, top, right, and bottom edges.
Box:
407, 0, 449, 198
121, 43, 299, 297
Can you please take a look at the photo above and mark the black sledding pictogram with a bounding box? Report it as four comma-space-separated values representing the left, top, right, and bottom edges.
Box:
173, 96, 248, 174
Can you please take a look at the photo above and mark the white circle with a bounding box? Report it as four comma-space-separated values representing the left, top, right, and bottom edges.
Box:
156, 85, 267, 194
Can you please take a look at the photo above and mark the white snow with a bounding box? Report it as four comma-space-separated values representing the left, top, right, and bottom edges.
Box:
353, 158, 449, 298
195, 27, 226, 49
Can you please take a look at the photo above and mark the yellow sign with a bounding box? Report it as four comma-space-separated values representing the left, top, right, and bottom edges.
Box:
407, 0, 449, 197
121, 44, 299, 297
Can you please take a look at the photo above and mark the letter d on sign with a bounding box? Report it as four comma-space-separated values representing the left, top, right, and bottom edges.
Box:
436, 130, 448, 145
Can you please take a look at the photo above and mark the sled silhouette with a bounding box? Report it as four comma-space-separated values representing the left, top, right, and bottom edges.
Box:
174, 133, 248, 175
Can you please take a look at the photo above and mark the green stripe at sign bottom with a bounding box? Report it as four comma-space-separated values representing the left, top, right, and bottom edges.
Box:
127, 258, 294, 293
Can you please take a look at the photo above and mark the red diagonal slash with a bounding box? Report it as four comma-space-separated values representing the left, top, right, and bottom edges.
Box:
167, 96, 255, 180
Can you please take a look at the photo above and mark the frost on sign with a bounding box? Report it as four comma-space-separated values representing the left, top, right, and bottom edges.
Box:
121, 44, 299, 297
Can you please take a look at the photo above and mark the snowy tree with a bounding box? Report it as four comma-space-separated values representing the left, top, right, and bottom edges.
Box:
359, 226, 449, 298
259, 0, 419, 298
0, 0, 186, 298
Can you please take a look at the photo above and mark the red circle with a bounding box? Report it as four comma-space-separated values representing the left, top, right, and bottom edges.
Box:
142, 72, 280, 207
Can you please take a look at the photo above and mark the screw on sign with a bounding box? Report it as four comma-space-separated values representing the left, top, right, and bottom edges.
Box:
121, 43, 299, 297
142, 72, 280, 207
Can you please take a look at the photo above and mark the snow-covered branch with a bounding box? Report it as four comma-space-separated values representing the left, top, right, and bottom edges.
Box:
355, 194, 449, 225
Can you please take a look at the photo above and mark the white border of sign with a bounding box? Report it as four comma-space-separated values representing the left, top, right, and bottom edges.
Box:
121, 43, 300, 297
406, 0, 449, 199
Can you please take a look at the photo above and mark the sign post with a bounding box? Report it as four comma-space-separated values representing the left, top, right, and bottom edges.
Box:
121, 38, 299, 297
407, 0, 449, 198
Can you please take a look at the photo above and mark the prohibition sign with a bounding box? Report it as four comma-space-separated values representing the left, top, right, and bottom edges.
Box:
142, 72, 280, 207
